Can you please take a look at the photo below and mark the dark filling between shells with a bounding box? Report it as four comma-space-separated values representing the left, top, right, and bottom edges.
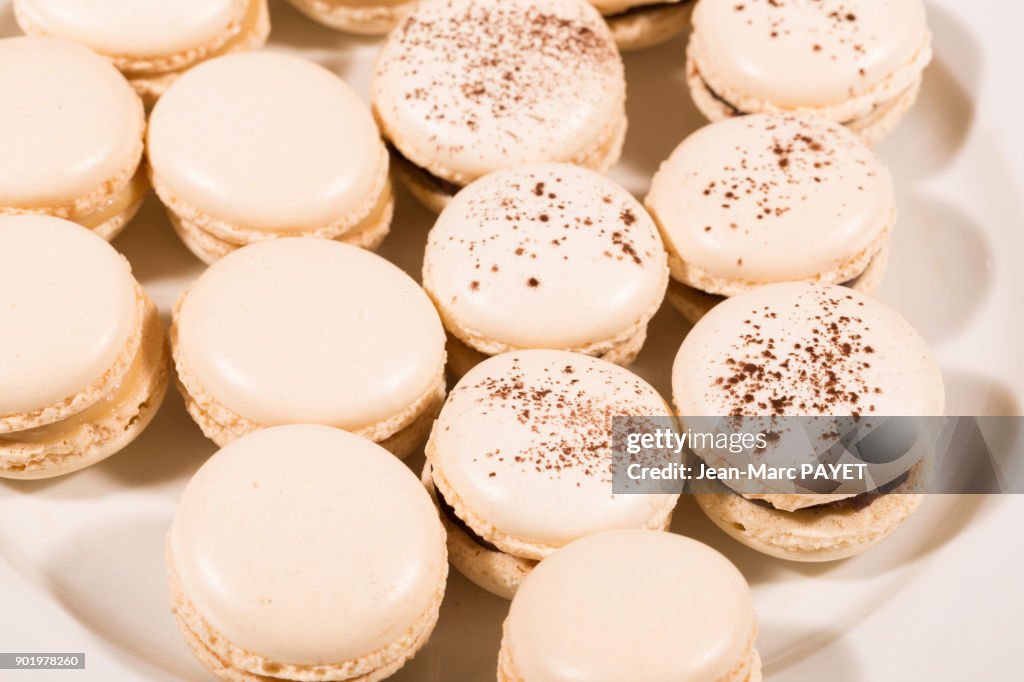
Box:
605, 1, 693, 21
387, 143, 464, 198
435, 485, 503, 553
745, 468, 911, 512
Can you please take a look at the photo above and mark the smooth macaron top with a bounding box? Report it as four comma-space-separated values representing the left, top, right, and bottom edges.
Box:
0, 216, 136, 418
672, 283, 945, 418
647, 114, 893, 291
505, 530, 755, 682
148, 51, 386, 233
691, 0, 928, 107
0, 37, 143, 210
429, 350, 677, 552
169, 425, 447, 666
372, 0, 625, 186
14, 0, 245, 59
424, 164, 668, 351
174, 238, 445, 432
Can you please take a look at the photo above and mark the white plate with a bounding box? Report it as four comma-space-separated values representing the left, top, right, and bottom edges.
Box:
1, 1, 1022, 680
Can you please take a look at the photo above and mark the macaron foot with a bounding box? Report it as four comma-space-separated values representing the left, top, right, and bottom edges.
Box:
694, 483, 925, 562
666, 243, 891, 324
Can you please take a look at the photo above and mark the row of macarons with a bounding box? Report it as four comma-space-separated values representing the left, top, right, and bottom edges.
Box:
2, 0, 932, 258
1, 212, 943, 554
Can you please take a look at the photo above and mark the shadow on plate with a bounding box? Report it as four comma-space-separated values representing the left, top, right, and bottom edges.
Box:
880, 193, 993, 344
41, 511, 211, 681
878, 4, 980, 180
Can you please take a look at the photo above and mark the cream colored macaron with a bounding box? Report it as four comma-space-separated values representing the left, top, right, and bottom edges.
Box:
687, 0, 932, 145
0, 216, 169, 479
673, 283, 944, 561
499, 530, 760, 682
0, 37, 146, 241
646, 113, 895, 324
423, 350, 679, 599
171, 238, 446, 458
591, 0, 693, 51
285, 0, 418, 34
423, 164, 668, 378
14, 0, 270, 105
168, 425, 447, 682
148, 51, 394, 265
372, 0, 627, 213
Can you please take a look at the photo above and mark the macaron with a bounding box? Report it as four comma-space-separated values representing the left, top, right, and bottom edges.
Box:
646, 113, 895, 324
423, 350, 679, 599
0, 37, 146, 241
148, 51, 394, 265
0, 216, 169, 479
591, 0, 693, 51
499, 530, 760, 682
284, 0, 418, 34
14, 0, 270, 105
423, 163, 669, 378
686, 0, 932, 145
372, 0, 627, 213
673, 283, 944, 562
168, 425, 447, 682
171, 238, 446, 458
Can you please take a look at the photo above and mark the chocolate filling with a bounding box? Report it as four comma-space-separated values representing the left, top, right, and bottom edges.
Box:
746, 468, 911, 512
387, 143, 463, 198
435, 485, 503, 553
697, 73, 886, 126
605, 1, 693, 21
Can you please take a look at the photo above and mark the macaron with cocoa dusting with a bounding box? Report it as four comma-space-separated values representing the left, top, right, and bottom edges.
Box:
673, 283, 944, 561
646, 113, 895, 323
423, 163, 668, 378
686, 0, 932, 145
423, 350, 679, 598
372, 0, 627, 212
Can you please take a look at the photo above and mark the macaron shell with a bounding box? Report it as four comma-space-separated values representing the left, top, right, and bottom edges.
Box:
13, 0, 244, 61
372, 0, 626, 186
285, 0, 419, 34
169, 425, 447, 668
647, 114, 894, 292
427, 350, 678, 556
148, 51, 387, 234
696, 487, 924, 562
0, 216, 138, 421
503, 530, 757, 682
424, 164, 667, 352
690, 0, 929, 108
173, 239, 445, 434
1, 294, 169, 479
672, 283, 945, 418
0, 37, 144, 211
